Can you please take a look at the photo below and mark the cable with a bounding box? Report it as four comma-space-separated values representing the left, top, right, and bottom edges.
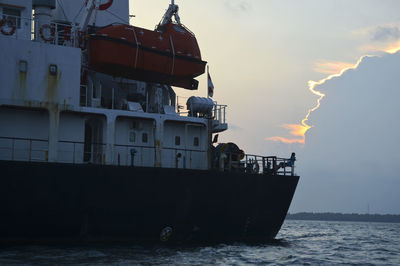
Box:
105, 9, 129, 24
56, 0, 69, 22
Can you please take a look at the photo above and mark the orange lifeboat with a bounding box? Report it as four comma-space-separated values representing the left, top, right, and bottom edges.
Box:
88, 23, 206, 90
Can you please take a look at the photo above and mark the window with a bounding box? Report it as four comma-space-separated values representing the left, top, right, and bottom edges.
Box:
2, 8, 21, 29
193, 137, 199, 147
175, 136, 180, 146
142, 132, 148, 143
129, 131, 136, 143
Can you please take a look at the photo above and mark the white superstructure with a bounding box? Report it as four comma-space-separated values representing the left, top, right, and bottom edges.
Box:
0, 0, 228, 170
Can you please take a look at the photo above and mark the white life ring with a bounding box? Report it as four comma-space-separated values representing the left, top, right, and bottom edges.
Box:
40, 24, 55, 42
0, 19, 16, 36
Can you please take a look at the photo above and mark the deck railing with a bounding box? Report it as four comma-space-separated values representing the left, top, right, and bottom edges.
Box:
0, 136, 207, 169
0, 137, 295, 175
221, 152, 296, 176
0, 15, 80, 47
0, 136, 48, 162
213, 103, 227, 125
176, 96, 227, 124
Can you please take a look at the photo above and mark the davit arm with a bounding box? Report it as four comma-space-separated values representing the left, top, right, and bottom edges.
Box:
157, 0, 181, 31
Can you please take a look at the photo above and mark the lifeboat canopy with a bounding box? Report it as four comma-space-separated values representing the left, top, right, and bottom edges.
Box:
88, 22, 206, 90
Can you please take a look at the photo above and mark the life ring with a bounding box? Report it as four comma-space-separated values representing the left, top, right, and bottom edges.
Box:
85, 0, 113, 11
0, 18, 16, 36
99, 0, 113, 10
40, 24, 55, 42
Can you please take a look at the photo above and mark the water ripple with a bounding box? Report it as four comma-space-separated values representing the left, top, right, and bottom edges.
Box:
1, 221, 400, 265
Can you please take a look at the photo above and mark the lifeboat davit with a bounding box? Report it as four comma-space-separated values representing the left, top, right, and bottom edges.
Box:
88, 23, 207, 90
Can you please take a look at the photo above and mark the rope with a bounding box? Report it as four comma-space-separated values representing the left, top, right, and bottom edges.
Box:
56, 0, 70, 22
105, 9, 130, 24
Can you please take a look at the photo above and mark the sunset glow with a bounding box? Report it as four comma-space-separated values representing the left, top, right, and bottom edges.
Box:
266, 57, 366, 144
384, 41, 400, 54
313, 61, 355, 74
360, 40, 400, 54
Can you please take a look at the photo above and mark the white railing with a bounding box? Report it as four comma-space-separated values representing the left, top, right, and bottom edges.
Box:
0, 15, 78, 47
213, 103, 227, 125
32, 20, 77, 47
0, 136, 48, 162
0, 136, 207, 169
0, 15, 31, 40
176, 95, 227, 124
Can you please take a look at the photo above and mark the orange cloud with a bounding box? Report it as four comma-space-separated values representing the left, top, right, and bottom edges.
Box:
266, 57, 366, 145
313, 61, 355, 74
360, 40, 400, 54
266, 124, 310, 144
384, 41, 400, 54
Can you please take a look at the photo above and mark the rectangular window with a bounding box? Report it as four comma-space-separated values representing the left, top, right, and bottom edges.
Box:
175, 136, 181, 146
193, 137, 199, 147
142, 132, 148, 143
129, 131, 136, 143
2, 8, 21, 29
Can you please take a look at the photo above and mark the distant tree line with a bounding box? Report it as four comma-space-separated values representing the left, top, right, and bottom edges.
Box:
286, 212, 400, 223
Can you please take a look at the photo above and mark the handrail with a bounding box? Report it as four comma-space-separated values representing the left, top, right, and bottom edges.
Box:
176, 95, 228, 124
0, 15, 78, 47
217, 152, 296, 176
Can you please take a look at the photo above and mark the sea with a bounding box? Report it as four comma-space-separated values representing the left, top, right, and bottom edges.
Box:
0, 220, 399, 265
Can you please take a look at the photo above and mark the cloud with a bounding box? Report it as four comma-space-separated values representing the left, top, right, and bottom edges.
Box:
224, 0, 251, 13
296, 52, 400, 214
354, 23, 400, 54
360, 40, 400, 54
229, 124, 243, 131
371, 26, 400, 42
266, 59, 362, 145
313, 61, 356, 75
266, 124, 310, 144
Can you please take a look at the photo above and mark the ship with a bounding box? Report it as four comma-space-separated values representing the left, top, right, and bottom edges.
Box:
0, 0, 299, 244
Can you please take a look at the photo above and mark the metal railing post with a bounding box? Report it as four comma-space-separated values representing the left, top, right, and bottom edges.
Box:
86, 86, 88, 107
11, 139, 15, 161
223, 106, 226, 124
73, 142, 76, 164
29, 140, 32, 162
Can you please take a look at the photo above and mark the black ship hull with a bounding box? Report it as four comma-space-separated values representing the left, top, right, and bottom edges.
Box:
0, 160, 299, 244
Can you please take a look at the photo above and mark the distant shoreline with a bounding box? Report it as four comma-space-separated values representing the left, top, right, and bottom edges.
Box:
286, 212, 400, 223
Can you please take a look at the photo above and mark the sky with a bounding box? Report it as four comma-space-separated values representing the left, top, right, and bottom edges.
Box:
129, 0, 400, 214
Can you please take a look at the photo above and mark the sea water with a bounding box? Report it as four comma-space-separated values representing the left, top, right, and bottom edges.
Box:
1, 220, 399, 265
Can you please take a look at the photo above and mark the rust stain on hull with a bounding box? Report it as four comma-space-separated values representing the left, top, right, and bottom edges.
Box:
13, 72, 27, 100
45, 70, 62, 103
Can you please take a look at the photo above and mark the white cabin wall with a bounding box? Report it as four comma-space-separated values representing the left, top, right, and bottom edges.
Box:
0, 0, 32, 40
57, 111, 85, 163
53, 0, 130, 26
0, 38, 81, 107
0, 108, 49, 161
163, 121, 185, 169
186, 125, 207, 169
115, 117, 155, 167
162, 121, 208, 170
